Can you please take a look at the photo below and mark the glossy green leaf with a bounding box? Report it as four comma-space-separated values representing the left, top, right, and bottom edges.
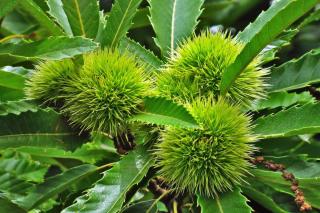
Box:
131, 0, 235, 30
0, 152, 48, 183
100, 0, 143, 47
16, 164, 97, 210
197, 188, 252, 213
0, 36, 98, 60
252, 169, 320, 209
0, 70, 26, 102
265, 156, 320, 179
0, 109, 83, 150
119, 37, 163, 71
130, 96, 199, 128
220, 0, 318, 95
1, 66, 33, 76
0, 170, 33, 197
0, 70, 25, 91
251, 91, 314, 111
0, 196, 26, 213
149, 0, 204, 57
242, 184, 292, 213
123, 200, 158, 213
131, 8, 150, 29
62, 146, 154, 213
299, 8, 320, 28
15, 134, 119, 163
254, 102, 320, 138
18, 0, 64, 36
1, 10, 37, 34
61, 0, 100, 38
95, 11, 107, 42
0, 0, 17, 19
47, 0, 73, 36
268, 49, 320, 93
260, 29, 298, 64
0, 101, 38, 116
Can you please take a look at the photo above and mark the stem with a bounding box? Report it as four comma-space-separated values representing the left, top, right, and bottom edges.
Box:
97, 163, 114, 171
213, 190, 224, 213
173, 200, 178, 213
146, 189, 172, 213
0, 34, 27, 43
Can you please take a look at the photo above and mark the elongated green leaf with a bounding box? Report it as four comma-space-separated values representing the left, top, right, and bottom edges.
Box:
61, 0, 99, 38
299, 8, 320, 28
119, 37, 163, 71
123, 200, 158, 213
0, 196, 26, 213
100, 0, 143, 47
149, 0, 204, 57
0, 70, 25, 91
0, 170, 33, 197
0, 101, 38, 116
1, 66, 33, 76
95, 11, 107, 42
1, 9, 37, 35
197, 188, 252, 213
268, 49, 320, 93
0, 70, 26, 102
18, 0, 64, 36
242, 184, 291, 213
251, 91, 314, 111
0, 152, 48, 183
131, 1, 235, 30
0, 0, 17, 19
0, 37, 98, 60
130, 96, 199, 128
254, 102, 320, 138
16, 164, 97, 210
15, 134, 119, 164
252, 169, 320, 209
265, 156, 320, 179
131, 8, 150, 29
0, 109, 83, 150
47, 0, 73, 36
220, 0, 318, 95
260, 29, 298, 64
62, 146, 154, 213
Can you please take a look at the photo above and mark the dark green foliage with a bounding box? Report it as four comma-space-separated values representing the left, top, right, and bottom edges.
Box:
156, 97, 256, 196
62, 49, 150, 135
0, 0, 319, 212
157, 32, 267, 106
130, 96, 199, 128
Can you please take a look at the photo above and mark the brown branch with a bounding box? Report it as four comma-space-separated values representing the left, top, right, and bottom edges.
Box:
113, 130, 135, 154
251, 156, 312, 212
308, 86, 320, 101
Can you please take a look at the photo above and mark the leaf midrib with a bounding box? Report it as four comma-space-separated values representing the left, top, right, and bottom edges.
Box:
27, 165, 97, 210
170, 0, 177, 57
73, 0, 86, 36
0, 132, 75, 139
132, 112, 198, 128
110, 0, 134, 48
214, 191, 224, 213
107, 157, 153, 212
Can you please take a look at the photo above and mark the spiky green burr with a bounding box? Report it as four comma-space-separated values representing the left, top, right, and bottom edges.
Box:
25, 59, 76, 106
155, 97, 256, 196
157, 31, 268, 106
62, 49, 150, 136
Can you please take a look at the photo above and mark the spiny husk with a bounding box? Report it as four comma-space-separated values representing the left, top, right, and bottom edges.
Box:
157, 31, 268, 107
156, 96, 257, 196
25, 59, 76, 106
62, 49, 151, 136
